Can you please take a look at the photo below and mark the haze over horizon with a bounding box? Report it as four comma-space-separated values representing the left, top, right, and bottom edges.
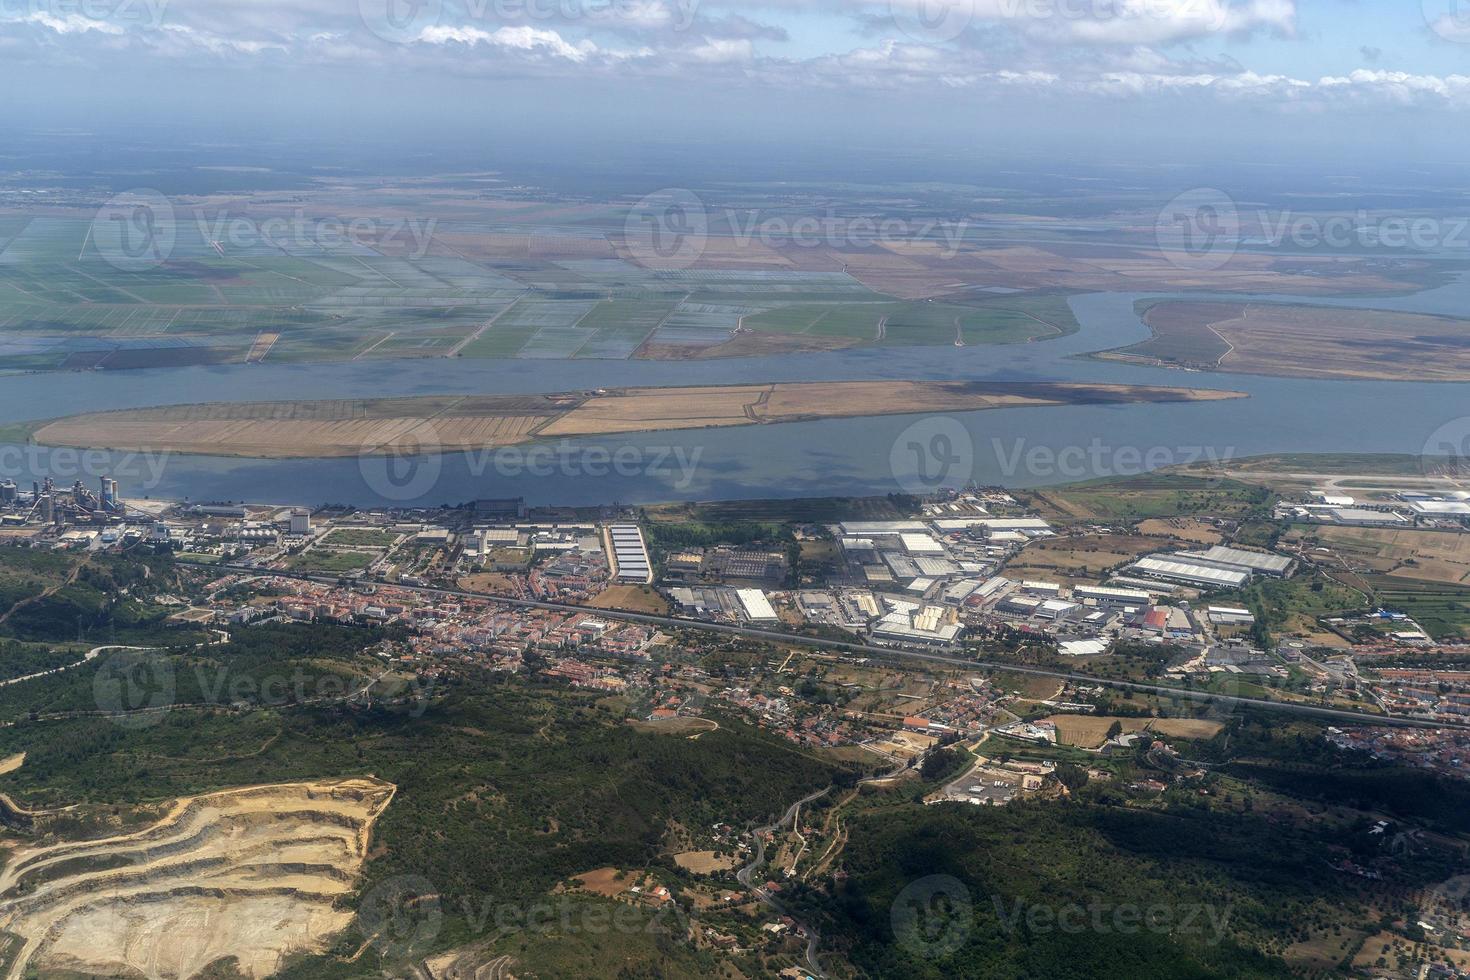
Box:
5, 0, 1470, 170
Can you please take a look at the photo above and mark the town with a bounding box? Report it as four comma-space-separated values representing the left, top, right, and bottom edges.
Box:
5, 472, 1469, 772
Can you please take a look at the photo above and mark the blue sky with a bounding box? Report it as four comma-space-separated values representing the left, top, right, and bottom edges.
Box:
4, 1, 1470, 165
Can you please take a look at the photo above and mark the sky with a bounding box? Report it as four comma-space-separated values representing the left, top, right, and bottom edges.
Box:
4, 0, 1470, 170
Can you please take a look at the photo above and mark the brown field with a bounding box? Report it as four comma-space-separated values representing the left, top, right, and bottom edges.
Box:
672, 851, 741, 874
856, 240, 1424, 299
458, 572, 521, 594
1291, 526, 1470, 586
562, 867, 646, 899
1043, 715, 1224, 748
32, 381, 1244, 459
245, 331, 280, 363
871, 730, 937, 760
588, 585, 671, 615
1003, 534, 1170, 582
628, 717, 719, 738
1109, 301, 1470, 381
1149, 719, 1225, 740
1289, 928, 1374, 972
1043, 715, 1152, 749
0, 777, 394, 980
1136, 518, 1224, 545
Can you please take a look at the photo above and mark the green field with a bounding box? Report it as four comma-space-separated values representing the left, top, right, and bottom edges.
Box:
1368, 577, 1470, 640
0, 210, 1086, 372
321, 528, 401, 549
1025, 475, 1274, 523
285, 550, 376, 573
743, 292, 1077, 346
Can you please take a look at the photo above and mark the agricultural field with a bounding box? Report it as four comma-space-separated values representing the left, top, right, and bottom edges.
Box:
3, 174, 1446, 376
1022, 474, 1274, 524
1215, 575, 1365, 643
1042, 714, 1151, 748
1367, 578, 1470, 641
1105, 300, 1470, 381
0, 201, 1084, 373
1289, 526, 1470, 586
739, 292, 1078, 349
1135, 517, 1225, 544
1001, 534, 1174, 584
1040, 715, 1227, 749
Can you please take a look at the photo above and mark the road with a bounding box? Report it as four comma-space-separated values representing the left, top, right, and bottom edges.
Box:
737, 787, 831, 979
0, 644, 118, 690
185, 561, 1470, 733
1218, 469, 1470, 491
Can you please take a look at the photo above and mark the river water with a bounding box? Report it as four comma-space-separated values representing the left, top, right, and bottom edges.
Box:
1, 280, 1467, 507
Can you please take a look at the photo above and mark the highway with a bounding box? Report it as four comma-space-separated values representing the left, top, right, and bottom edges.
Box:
183, 561, 1470, 733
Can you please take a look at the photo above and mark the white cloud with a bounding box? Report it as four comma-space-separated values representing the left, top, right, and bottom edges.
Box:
1428, 12, 1470, 44
685, 36, 753, 63
9, 11, 126, 34
418, 24, 599, 62
880, 0, 1295, 45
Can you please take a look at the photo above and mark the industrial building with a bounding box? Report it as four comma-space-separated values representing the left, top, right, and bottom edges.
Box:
1408, 500, 1470, 517
1130, 556, 1249, 590
870, 601, 963, 646
607, 524, 652, 584
1035, 599, 1082, 622
1278, 503, 1413, 528
1208, 606, 1257, 626
1176, 545, 1295, 579
735, 588, 778, 624
958, 517, 1054, 537
837, 520, 930, 536
1073, 585, 1152, 608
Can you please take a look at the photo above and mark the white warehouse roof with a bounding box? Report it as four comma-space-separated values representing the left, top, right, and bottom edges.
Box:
1179, 545, 1294, 576
1132, 557, 1249, 589
736, 589, 778, 622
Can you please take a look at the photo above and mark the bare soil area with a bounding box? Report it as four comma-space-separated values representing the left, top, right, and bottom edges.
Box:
0, 777, 394, 980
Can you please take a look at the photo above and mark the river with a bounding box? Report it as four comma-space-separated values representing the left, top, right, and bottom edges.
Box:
1, 279, 1467, 507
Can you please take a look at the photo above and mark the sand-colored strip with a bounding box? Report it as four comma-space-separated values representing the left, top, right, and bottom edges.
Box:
30, 381, 1245, 459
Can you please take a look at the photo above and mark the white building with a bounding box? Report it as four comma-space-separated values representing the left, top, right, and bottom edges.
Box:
607, 524, 653, 584
735, 589, 778, 624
